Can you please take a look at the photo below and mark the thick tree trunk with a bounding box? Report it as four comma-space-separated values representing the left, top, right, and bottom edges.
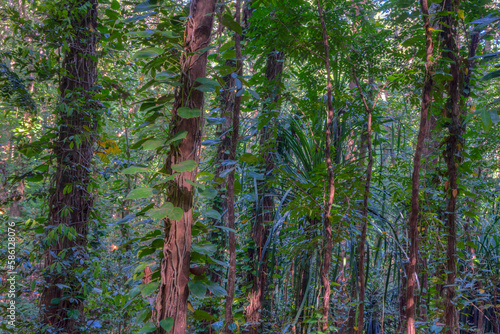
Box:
152, 1, 217, 333
224, 1, 243, 332
316, 0, 335, 331
41, 0, 99, 332
406, 1, 434, 333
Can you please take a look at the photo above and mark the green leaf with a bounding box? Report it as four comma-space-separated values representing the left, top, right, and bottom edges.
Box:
138, 322, 157, 333
172, 160, 197, 172
111, 0, 120, 10
122, 166, 151, 174
126, 188, 156, 199
141, 282, 159, 297
177, 107, 200, 118
239, 152, 259, 163
205, 209, 221, 220
193, 310, 215, 321
124, 12, 155, 23
165, 131, 187, 146
160, 31, 179, 39
155, 70, 178, 81
206, 280, 226, 297
490, 110, 500, 124
136, 309, 152, 323
481, 109, 492, 132
149, 202, 184, 221
126, 30, 155, 38
188, 280, 207, 298
134, 0, 159, 12
142, 139, 164, 150
482, 69, 500, 81
138, 247, 156, 258
199, 187, 217, 200
195, 84, 217, 92
195, 77, 220, 87
191, 242, 216, 256
133, 47, 164, 59
160, 318, 174, 332
221, 13, 243, 35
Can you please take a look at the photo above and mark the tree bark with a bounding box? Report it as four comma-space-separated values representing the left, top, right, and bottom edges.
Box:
407, 1, 434, 333
316, 0, 335, 331
352, 71, 377, 334
41, 0, 99, 332
244, 31, 284, 334
224, 1, 243, 332
153, 1, 217, 333
441, 1, 461, 332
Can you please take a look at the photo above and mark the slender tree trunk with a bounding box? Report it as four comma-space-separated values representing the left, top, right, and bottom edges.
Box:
316, 0, 335, 331
244, 34, 284, 334
41, 0, 99, 332
441, 1, 461, 332
352, 71, 377, 334
224, 1, 243, 332
153, 1, 217, 333
407, 1, 434, 333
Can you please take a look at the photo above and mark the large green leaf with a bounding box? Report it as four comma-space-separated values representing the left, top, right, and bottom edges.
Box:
138, 322, 157, 333
126, 188, 156, 199
141, 282, 158, 297
148, 202, 184, 221
122, 166, 151, 174
134, 0, 160, 12
177, 107, 200, 118
481, 70, 500, 81
172, 160, 197, 172
160, 318, 174, 332
188, 280, 207, 298
221, 13, 242, 35
133, 47, 164, 59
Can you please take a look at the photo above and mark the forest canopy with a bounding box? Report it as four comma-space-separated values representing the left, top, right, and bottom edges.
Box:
1, 0, 500, 333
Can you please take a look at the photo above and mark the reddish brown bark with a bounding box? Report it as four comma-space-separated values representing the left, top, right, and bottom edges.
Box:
40, 0, 99, 332
244, 35, 284, 334
352, 71, 378, 334
316, 0, 335, 331
224, 1, 243, 332
406, 1, 435, 333
152, 1, 217, 333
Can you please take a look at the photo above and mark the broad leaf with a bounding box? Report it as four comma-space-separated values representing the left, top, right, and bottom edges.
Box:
177, 107, 200, 118
133, 47, 164, 59
172, 160, 197, 172
160, 318, 174, 332
126, 188, 156, 199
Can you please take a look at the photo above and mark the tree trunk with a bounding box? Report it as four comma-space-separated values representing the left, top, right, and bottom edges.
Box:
41, 0, 99, 332
225, 1, 243, 332
152, 1, 217, 333
407, 1, 434, 333
352, 70, 377, 334
441, 1, 461, 332
316, 0, 335, 331
244, 37, 284, 334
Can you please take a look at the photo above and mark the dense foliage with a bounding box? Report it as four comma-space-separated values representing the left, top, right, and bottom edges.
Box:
1, 0, 500, 333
